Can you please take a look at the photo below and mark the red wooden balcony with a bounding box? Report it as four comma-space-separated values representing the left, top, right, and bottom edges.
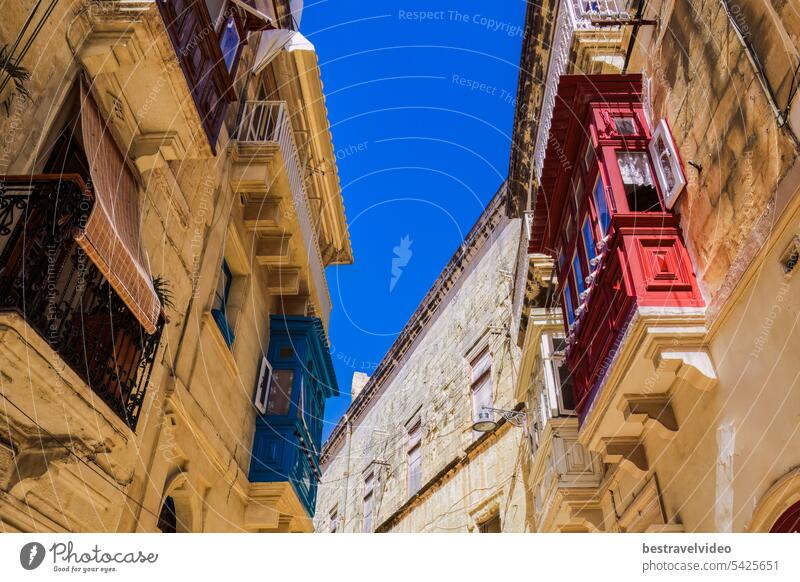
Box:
528, 74, 704, 419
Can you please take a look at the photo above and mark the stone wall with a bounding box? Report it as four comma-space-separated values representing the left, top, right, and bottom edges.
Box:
316, 205, 524, 532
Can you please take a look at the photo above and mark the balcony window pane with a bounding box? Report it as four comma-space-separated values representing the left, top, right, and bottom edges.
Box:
582, 217, 597, 264
593, 177, 611, 235
267, 369, 294, 415
572, 253, 585, 297
564, 281, 575, 326
618, 151, 660, 212
220, 14, 240, 71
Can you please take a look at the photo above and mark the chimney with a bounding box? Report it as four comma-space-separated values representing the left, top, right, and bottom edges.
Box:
351, 372, 370, 401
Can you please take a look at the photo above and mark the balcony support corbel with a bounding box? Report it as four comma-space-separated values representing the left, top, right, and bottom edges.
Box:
602, 438, 648, 478
619, 393, 678, 435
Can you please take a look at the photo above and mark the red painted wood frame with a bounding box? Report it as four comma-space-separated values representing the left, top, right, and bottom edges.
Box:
529, 75, 704, 418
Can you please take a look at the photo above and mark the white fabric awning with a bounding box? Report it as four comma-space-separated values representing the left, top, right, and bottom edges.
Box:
253, 29, 315, 74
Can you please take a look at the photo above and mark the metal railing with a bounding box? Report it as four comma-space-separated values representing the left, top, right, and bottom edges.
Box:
532, 0, 633, 181
236, 100, 332, 326
0, 175, 162, 430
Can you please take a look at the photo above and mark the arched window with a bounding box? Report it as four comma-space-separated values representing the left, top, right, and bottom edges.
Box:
770, 500, 800, 533
157, 496, 177, 533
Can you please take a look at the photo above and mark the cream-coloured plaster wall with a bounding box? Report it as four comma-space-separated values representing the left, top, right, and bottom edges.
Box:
316, 213, 523, 533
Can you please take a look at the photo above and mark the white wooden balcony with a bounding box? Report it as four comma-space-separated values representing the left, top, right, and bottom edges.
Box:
232, 100, 332, 328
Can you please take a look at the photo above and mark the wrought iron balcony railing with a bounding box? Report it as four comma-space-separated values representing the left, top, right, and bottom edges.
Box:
237, 100, 332, 325
0, 176, 162, 430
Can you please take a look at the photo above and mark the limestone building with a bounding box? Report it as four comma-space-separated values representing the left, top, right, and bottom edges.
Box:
508, 0, 800, 532
316, 189, 527, 533
0, 0, 351, 532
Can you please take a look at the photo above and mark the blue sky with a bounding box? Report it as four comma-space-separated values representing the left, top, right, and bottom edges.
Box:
301, 1, 528, 439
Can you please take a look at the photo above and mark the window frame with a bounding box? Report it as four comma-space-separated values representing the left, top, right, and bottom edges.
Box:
406, 420, 422, 497
469, 347, 494, 435
211, 259, 236, 347
363, 471, 374, 533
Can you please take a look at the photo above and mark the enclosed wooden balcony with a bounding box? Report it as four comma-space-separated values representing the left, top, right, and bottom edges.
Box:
0, 176, 163, 430
529, 75, 706, 420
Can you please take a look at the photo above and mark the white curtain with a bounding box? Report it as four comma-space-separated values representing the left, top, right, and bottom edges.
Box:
617, 151, 655, 186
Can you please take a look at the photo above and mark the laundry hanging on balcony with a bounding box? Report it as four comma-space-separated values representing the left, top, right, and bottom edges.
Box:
75, 80, 161, 334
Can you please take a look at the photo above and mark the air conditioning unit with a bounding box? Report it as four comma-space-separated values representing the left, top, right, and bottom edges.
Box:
253, 356, 273, 414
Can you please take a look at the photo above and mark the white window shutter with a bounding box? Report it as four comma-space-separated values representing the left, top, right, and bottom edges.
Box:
648, 119, 687, 209
254, 356, 273, 414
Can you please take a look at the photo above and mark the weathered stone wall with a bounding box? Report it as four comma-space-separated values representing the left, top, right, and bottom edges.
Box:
636, 0, 800, 310
316, 209, 524, 533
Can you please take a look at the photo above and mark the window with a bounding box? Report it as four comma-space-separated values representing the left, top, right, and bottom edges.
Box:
572, 252, 585, 298
220, 12, 241, 71
407, 421, 422, 496
211, 260, 235, 347
617, 151, 660, 212
582, 217, 597, 266
614, 116, 638, 136
266, 369, 293, 415
564, 281, 575, 327
363, 472, 374, 532
470, 348, 493, 434
478, 514, 501, 533
583, 140, 595, 170
648, 119, 687, 209
544, 335, 575, 414
329, 506, 339, 533
253, 356, 273, 414
592, 177, 611, 236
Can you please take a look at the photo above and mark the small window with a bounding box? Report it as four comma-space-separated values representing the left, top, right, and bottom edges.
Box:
253, 356, 273, 414
363, 472, 374, 532
220, 12, 241, 71
572, 178, 584, 209
614, 117, 638, 136
617, 151, 660, 212
470, 349, 493, 435
329, 506, 339, 533
582, 217, 597, 265
558, 249, 566, 275
572, 252, 585, 297
550, 337, 575, 413
648, 119, 687, 209
564, 282, 575, 327
266, 369, 293, 415
583, 140, 595, 170
592, 177, 611, 236
407, 421, 422, 496
478, 514, 501, 533
211, 260, 235, 347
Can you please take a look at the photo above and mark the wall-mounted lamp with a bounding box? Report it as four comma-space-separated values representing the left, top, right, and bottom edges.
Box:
472, 406, 528, 434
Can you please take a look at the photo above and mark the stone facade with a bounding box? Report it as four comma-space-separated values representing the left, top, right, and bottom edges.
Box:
0, 0, 350, 532
317, 190, 526, 533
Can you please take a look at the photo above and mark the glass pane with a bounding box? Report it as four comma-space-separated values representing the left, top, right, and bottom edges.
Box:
582, 217, 596, 264
572, 253, 585, 296
614, 117, 637, 135
267, 369, 293, 415
564, 282, 575, 326
593, 178, 611, 235
220, 16, 240, 71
